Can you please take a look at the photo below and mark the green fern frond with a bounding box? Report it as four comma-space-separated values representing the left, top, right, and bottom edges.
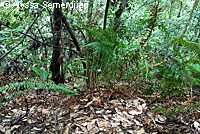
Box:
152, 101, 200, 118
172, 38, 200, 58
83, 27, 117, 43
0, 81, 78, 100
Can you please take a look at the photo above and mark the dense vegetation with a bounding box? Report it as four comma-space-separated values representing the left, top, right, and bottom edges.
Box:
0, 0, 200, 133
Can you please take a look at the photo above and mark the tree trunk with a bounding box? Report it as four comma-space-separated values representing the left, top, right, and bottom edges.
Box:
169, 0, 174, 19
181, 0, 199, 37
177, 0, 182, 18
103, 0, 110, 30
50, 0, 64, 84
114, 0, 129, 31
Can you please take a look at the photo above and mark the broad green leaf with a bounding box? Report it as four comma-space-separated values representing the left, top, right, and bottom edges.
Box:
32, 67, 42, 77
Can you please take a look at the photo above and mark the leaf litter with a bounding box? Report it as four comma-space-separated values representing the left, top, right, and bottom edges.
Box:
0, 85, 200, 134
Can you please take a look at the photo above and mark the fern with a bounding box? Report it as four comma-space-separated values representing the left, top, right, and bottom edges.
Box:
82, 28, 124, 88
172, 38, 200, 58
171, 38, 200, 85
152, 101, 200, 118
0, 81, 78, 100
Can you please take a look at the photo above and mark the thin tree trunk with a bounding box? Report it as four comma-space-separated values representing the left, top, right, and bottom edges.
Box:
87, 0, 94, 43
169, 0, 174, 19
114, 0, 129, 31
103, 0, 110, 30
87, 0, 94, 27
52, 0, 87, 70
177, 0, 182, 18
181, 0, 200, 37
50, 0, 64, 84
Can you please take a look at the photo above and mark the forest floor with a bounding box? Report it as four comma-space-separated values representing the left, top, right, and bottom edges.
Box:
0, 83, 200, 134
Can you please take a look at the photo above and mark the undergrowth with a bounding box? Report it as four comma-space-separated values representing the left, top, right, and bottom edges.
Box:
0, 81, 78, 109
152, 101, 200, 118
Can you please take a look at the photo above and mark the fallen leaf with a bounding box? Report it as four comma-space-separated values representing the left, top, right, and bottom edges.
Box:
128, 110, 142, 115
136, 128, 145, 134
194, 121, 200, 131
87, 119, 97, 131
97, 121, 109, 128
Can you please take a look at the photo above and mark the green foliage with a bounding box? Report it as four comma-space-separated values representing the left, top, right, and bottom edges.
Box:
0, 0, 199, 100
32, 67, 49, 82
146, 36, 200, 97
0, 81, 78, 101
83, 27, 124, 88
171, 38, 200, 86
152, 101, 200, 118
172, 38, 200, 58
67, 58, 87, 78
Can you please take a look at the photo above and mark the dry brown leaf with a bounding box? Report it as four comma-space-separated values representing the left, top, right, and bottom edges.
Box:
128, 110, 142, 115
87, 119, 97, 131
136, 128, 145, 134
97, 121, 109, 128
